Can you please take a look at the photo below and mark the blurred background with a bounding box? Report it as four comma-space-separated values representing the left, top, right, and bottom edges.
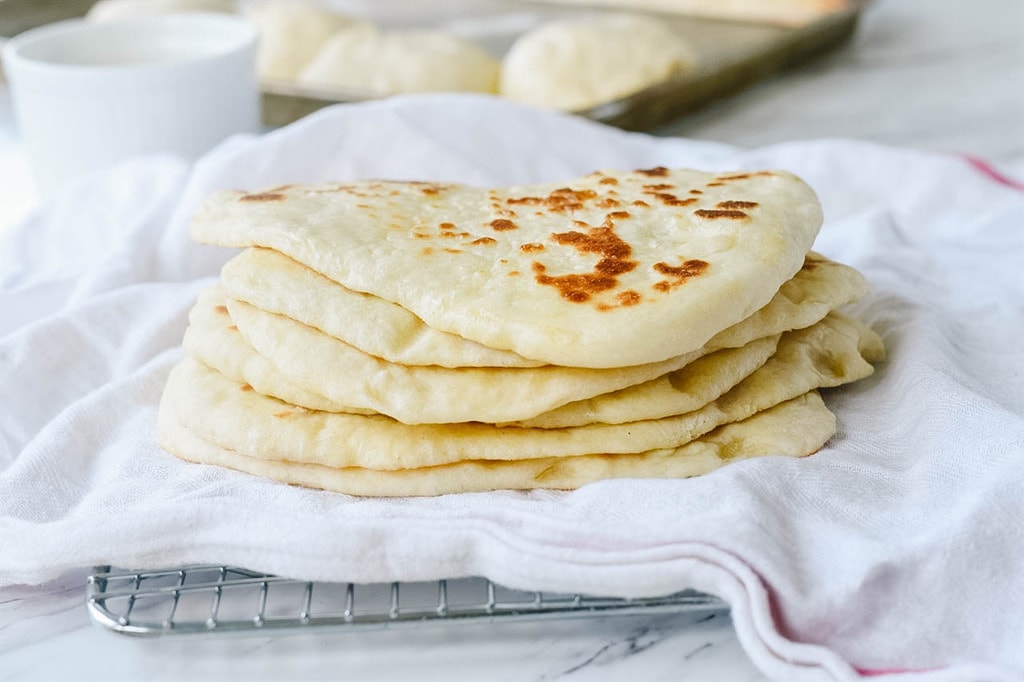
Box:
1, 0, 1021, 224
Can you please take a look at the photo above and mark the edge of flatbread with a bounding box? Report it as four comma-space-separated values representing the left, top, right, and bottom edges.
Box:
158, 391, 836, 497
189, 168, 823, 368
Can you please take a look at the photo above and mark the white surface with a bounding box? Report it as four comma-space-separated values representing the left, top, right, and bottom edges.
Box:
2, 96, 1023, 682
2, 14, 260, 198
0, 0, 1022, 681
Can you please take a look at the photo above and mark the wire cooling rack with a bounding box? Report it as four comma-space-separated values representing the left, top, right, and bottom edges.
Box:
87, 565, 726, 636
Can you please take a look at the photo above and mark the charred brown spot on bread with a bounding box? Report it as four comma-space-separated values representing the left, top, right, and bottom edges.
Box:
421, 247, 433, 255
632, 200, 650, 208
652, 259, 709, 290
445, 248, 462, 254
597, 289, 643, 311
507, 187, 599, 213
635, 166, 670, 177
606, 211, 632, 221
551, 226, 633, 261
214, 305, 228, 315
595, 258, 634, 275
228, 325, 238, 331
239, 191, 285, 202
532, 263, 618, 303
273, 410, 292, 418
532, 219, 638, 304
470, 237, 497, 246
643, 183, 675, 191
694, 208, 749, 219
718, 171, 774, 181
439, 222, 456, 231
618, 290, 641, 305
596, 197, 621, 209
520, 242, 545, 253
689, 189, 703, 195
508, 270, 520, 276
801, 254, 826, 270
489, 219, 518, 231
240, 384, 254, 392
706, 182, 725, 187
650, 193, 696, 207
599, 177, 619, 185
717, 200, 759, 209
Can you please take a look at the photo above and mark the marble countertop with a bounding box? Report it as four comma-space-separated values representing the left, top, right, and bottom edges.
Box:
1, 0, 1021, 680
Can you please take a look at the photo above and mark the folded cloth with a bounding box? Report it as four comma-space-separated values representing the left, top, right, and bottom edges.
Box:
1, 95, 1022, 682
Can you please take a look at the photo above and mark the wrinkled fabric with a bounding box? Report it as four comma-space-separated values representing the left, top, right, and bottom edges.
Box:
1, 95, 1022, 682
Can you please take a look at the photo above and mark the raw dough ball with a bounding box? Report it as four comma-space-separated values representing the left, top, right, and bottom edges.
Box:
500, 13, 695, 111
245, 1, 360, 81
298, 24, 499, 95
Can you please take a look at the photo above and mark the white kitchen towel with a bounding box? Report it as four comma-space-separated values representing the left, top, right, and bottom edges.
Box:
1, 95, 1022, 682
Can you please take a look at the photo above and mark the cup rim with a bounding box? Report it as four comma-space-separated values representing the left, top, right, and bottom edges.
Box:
2, 13, 258, 79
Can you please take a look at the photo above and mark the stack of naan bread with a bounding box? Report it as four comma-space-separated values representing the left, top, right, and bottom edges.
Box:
158, 167, 884, 497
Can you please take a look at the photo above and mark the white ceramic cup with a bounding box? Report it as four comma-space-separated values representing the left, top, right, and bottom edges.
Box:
2, 14, 260, 197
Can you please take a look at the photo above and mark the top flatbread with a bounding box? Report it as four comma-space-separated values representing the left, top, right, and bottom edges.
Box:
190, 168, 822, 368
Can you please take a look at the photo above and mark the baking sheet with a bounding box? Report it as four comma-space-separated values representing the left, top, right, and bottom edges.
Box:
263, 1, 864, 130
1, 0, 864, 131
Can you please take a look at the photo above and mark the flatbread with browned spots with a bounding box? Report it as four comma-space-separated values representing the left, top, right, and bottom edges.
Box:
161, 309, 880, 470
157, 391, 837, 497
203, 252, 866, 424
190, 168, 822, 368
220, 248, 543, 368
218, 248, 866, 370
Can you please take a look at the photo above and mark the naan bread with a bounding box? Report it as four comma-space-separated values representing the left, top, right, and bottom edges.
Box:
517, 307, 884, 429
214, 257, 865, 424
220, 248, 542, 368
705, 252, 867, 350
193, 254, 866, 424
163, 309, 878, 470
190, 168, 823, 368
224, 293, 707, 424
500, 14, 695, 111
221, 248, 865, 370
159, 391, 836, 497
513, 334, 780, 429
185, 281, 877, 427
182, 287, 373, 414
299, 24, 499, 95
187, 283, 773, 420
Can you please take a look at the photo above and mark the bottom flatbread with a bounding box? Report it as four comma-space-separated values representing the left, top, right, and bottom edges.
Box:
158, 391, 836, 497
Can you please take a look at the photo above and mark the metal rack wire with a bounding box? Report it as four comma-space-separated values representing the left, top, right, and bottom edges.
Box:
87, 565, 726, 636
